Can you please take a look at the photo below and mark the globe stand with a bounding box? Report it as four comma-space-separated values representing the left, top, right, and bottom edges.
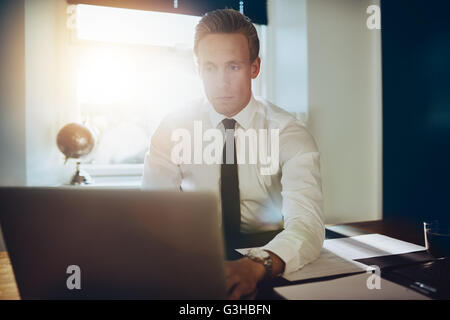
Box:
70, 161, 94, 185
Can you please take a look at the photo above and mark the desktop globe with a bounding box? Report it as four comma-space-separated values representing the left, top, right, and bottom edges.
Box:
56, 122, 95, 185
56, 122, 95, 161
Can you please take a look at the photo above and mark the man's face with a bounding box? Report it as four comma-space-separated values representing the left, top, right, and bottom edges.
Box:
197, 33, 260, 117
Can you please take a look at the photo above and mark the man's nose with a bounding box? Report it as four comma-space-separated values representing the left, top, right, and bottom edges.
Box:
217, 69, 231, 88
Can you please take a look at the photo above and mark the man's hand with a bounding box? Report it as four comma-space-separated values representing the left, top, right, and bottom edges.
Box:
225, 250, 286, 300
225, 257, 266, 300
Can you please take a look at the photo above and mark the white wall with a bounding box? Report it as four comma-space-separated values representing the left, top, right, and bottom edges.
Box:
0, 0, 26, 187
305, 0, 382, 224
1, 0, 75, 189
263, 0, 382, 224
264, 0, 308, 115
25, 0, 78, 186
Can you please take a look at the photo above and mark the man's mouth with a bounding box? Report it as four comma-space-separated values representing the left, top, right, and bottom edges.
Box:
215, 96, 234, 100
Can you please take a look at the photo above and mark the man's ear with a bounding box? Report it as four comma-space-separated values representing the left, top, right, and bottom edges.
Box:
251, 57, 261, 79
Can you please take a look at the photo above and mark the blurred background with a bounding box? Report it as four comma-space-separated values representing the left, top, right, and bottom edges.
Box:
0, 0, 448, 232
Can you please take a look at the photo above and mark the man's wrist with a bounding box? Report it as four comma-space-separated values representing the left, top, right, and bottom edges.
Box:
265, 250, 285, 277
244, 257, 267, 282
244, 248, 274, 280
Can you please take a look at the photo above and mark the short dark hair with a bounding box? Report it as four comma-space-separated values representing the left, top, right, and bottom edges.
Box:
194, 8, 260, 62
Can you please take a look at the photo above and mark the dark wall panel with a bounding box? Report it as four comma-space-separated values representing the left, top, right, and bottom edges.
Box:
381, 0, 450, 223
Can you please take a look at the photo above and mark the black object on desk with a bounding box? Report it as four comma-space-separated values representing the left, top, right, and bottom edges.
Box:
354, 247, 450, 299
354, 251, 435, 270
382, 258, 450, 300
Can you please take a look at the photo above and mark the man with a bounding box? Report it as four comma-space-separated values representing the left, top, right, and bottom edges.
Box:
142, 9, 324, 300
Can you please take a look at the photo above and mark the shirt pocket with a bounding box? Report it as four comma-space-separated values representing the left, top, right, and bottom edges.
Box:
256, 163, 273, 188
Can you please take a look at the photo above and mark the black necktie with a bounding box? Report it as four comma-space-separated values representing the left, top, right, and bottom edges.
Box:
221, 118, 241, 252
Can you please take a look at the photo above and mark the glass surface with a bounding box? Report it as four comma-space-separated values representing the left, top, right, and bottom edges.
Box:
424, 220, 450, 258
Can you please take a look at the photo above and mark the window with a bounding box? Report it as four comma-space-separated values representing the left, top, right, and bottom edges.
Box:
70, 4, 266, 173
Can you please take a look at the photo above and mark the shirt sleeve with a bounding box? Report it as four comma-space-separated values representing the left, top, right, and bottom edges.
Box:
261, 123, 325, 276
141, 115, 183, 191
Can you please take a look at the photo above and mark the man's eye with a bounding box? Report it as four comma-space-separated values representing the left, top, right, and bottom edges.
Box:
230, 65, 240, 71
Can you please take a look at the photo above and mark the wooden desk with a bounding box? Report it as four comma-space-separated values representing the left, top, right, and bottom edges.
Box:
0, 218, 424, 300
0, 251, 20, 299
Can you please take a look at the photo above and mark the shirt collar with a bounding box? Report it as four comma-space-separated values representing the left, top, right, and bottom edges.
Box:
206, 94, 258, 130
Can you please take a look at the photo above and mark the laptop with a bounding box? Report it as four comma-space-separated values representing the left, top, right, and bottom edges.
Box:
0, 187, 227, 299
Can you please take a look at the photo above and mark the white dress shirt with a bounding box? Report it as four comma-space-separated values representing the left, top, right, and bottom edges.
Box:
141, 94, 325, 275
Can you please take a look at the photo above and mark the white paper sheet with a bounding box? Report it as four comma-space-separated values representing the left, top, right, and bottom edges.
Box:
274, 273, 430, 300
282, 248, 368, 281
323, 233, 426, 261
236, 233, 426, 282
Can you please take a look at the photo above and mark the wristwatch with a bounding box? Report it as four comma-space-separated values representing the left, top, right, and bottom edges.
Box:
244, 248, 273, 279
